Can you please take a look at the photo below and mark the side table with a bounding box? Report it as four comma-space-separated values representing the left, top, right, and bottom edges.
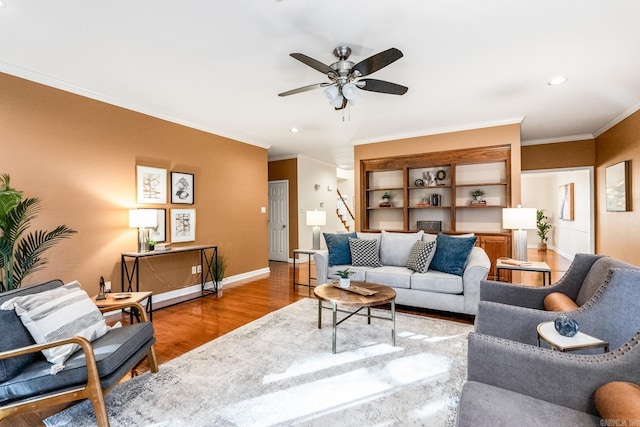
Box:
92, 291, 153, 323
496, 258, 552, 286
537, 321, 609, 353
293, 249, 320, 296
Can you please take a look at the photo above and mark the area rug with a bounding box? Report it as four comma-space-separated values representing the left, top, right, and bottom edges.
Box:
45, 297, 472, 427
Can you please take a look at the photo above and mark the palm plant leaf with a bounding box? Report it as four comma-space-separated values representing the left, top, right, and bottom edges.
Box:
0, 174, 23, 230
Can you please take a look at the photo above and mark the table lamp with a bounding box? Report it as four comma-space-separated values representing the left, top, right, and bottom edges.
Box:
502, 205, 537, 261
129, 209, 158, 252
306, 210, 326, 250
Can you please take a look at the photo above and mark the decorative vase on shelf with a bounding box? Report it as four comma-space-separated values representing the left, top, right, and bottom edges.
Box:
339, 278, 351, 288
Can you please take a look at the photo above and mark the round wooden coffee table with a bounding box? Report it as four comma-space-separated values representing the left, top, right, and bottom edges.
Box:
314, 281, 396, 354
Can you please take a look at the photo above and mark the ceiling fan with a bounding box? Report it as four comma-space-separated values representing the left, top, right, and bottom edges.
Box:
278, 46, 408, 110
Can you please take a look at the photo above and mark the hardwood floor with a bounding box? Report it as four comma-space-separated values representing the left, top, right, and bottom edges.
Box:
2, 248, 570, 426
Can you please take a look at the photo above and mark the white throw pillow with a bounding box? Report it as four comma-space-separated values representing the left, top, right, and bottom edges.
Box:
380, 230, 425, 266
6, 281, 109, 369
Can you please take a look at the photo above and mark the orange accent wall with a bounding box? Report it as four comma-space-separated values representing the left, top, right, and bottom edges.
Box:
268, 159, 298, 257
353, 124, 522, 230
0, 72, 268, 295
521, 139, 595, 170
595, 110, 640, 264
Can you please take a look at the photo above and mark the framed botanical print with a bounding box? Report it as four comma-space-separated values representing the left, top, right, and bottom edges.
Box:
559, 182, 574, 221
171, 172, 194, 204
136, 165, 167, 204
606, 160, 631, 212
171, 208, 196, 242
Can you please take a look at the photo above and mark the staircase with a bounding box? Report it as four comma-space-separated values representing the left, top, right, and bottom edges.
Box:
336, 189, 355, 232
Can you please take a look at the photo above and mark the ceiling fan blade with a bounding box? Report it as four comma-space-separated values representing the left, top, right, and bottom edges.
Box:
358, 79, 408, 95
290, 53, 335, 75
352, 48, 403, 77
278, 83, 326, 97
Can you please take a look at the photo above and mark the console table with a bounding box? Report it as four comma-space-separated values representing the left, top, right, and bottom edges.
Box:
121, 245, 218, 298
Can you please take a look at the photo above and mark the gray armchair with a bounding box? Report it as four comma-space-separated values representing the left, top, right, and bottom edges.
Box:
456, 330, 640, 426
475, 255, 640, 351
0, 279, 158, 426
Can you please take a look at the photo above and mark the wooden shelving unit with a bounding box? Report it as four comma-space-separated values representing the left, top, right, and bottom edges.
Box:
360, 145, 513, 280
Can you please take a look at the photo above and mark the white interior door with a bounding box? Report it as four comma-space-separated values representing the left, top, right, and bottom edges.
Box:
268, 180, 289, 262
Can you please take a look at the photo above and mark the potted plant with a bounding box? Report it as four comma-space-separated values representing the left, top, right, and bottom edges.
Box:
148, 239, 156, 251
212, 253, 227, 287
471, 189, 485, 201
0, 174, 76, 292
536, 209, 552, 251
380, 192, 392, 207
335, 268, 355, 288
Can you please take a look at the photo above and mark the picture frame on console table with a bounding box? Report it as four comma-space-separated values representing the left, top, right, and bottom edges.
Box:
171, 208, 196, 242
171, 172, 195, 204
606, 160, 631, 212
136, 165, 167, 204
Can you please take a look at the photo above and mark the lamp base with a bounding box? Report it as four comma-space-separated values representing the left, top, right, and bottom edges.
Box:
513, 229, 528, 261
138, 228, 150, 253
312, 226, 321, 250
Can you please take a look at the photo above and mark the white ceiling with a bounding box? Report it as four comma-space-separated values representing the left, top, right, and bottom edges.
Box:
2, 1, 640, 169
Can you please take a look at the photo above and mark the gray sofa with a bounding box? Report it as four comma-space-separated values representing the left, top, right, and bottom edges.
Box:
314, 230, 491, 315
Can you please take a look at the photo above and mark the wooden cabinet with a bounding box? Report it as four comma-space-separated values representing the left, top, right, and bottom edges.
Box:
360, 145, 513, 272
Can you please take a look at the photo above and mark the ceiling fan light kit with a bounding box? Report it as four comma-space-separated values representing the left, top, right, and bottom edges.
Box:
279, 45, 408, 111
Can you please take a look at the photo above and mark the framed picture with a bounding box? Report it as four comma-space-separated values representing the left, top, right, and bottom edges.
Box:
606, 160, 631, 212
171, 209, 196, 242
559, 182, 574, 221
140, 208, 166, 243
137, 165, 167, 204
171, 172, 194, 204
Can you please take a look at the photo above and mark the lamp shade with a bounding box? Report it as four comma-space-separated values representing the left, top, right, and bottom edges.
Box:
306, 210, 326, 226
342, 83, 358, 100
502, 207, 536, 230
129, 209, 157, 228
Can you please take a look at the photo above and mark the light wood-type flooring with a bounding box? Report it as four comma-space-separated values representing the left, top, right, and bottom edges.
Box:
2, 248, 570, 426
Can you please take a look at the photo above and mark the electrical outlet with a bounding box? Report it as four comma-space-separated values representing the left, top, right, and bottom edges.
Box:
196, 265, 202, 273
191, 266, 197, 274
104, 281, 111, 292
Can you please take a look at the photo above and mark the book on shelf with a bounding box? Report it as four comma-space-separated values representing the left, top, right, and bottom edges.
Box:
499, 258, 532, 266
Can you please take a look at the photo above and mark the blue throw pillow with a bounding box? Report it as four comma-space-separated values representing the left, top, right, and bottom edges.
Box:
323, 232, 357, 266
0, 309, 37, 381
430, 233, 477, 276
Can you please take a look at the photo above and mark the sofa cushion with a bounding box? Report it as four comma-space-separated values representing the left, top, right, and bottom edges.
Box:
2, 281, 109, 367
348, 238, 382, 267
410, 270, 464, 294
543, 292, 579, 312
430, 233, 477, 276
0, 310, 37, 382
365, 266, 413, 289
595, 381, 640, 424
406, 240, 437, 273
323, 232, 357, 266
379, 230, 424, 267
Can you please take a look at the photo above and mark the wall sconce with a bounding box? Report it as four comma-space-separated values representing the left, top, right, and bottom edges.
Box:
129, 209, 158, 253
306, 210, 326, 250
502, 205, 537, 261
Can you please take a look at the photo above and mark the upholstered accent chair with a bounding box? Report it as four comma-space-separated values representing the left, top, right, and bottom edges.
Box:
475, 254, 640, 352
456, 330, 640, 426
0, 279, 158, 426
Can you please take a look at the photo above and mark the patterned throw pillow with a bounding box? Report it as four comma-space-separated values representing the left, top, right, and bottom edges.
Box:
3, 281, 109, 368
349, 238, 382, 267
406, 240, 437, 273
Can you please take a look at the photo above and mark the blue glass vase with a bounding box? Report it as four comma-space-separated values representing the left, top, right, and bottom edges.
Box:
554, 315, 579, 337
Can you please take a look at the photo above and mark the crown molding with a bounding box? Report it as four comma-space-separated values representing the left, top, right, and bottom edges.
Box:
594, 101, 640, 138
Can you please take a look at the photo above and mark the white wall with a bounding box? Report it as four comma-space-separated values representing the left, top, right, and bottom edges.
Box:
522, 168, 594, 259
297, 156, 342, 250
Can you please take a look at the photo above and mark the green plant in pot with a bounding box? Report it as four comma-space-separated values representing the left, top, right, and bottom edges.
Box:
471, 189, 485, 201
536, 209, 552, 251
336, 268, 355, 288
212, 253, 227, 287
0, 174, 76, 292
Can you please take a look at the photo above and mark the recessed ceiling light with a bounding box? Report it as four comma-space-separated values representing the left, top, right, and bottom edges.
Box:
289, 127, 299, 133
548, 76, 568, 86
